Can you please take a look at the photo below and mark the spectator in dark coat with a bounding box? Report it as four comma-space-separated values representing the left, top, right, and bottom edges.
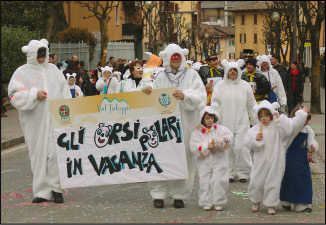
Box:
284, 61, 305, 116
271, 54, 285, 81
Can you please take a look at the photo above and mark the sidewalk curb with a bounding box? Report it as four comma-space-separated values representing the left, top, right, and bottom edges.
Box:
1, 136, 25, 150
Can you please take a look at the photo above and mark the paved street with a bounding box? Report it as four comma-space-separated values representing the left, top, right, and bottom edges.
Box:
1, 83, 325, 223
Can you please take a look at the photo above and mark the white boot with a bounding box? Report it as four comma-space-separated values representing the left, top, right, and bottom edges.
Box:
214, 206, 223, 211
203, 206, 211, 211
267, 207, 276, 215
252, 203, 260, 212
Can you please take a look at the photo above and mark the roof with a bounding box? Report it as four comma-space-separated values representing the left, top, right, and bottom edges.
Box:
200, 24, 235, 36
227, 1, 270, 11
201, 1, 256, 9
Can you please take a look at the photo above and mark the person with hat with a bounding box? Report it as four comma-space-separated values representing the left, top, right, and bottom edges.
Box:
198, 54, 224, 105
96, 66, 120, 94
7, 38, 72, 204
241, 58, 270, 104
142, 43, 206, 209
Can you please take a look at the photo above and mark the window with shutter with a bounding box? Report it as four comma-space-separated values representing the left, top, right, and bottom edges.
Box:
254, 33, 257, 44
241, 15, 245, 24
254, 14, 257, 24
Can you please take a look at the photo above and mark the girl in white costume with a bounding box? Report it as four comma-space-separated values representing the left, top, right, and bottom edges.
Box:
142, 44, 207, 208
96, 66, 120, 94
66, 73, 84, 98
211, 59, 258, 183
189, 103, 233, 211
244, 100, 308, 215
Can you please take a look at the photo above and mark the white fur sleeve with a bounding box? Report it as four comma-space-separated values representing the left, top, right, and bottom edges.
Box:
75, 85, 84, 98
96, 78, 105, 91
111, 77, 121, 93
246, 84, 259, 125
8, 72, 39, 111
291, 110, 308, 137
244, 126, 264, 151
306, 125, 319, 152
58, 70, 72, 99
181, 75, 206, 111
215, 125, 233, 149
274, 114, 293, 140
189, 130, 210, 157
275, 71, 287, 105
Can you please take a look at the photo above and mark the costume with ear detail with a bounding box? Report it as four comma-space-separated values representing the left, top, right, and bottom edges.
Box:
96, 66, 120, 94
189, 103, 233, 208
66, 73, 84, 98
148, 44, 207, 204
8, 38, 72, 202
244, 100, 298, 209
211, 59, 258, 182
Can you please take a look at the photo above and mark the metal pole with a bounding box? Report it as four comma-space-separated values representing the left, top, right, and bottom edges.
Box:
293, 1, 297, 62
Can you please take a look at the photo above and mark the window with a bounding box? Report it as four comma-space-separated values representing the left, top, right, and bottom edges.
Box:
254, 33, 257, 44
241, 15, 245, 24
254, 14, 257, 24
229, 53, 235, 60
115, 4, 120, 25
229, 40, 235, 46
240, 33, 246, 44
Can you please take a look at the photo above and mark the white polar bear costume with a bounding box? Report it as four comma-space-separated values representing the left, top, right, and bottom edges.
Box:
96, 66, 120, 94
189, 103, 233, 208
211, 59, 258, 181
66, 73, 84, 98
244, 100, 304, 208
148, 44, 207, 200
8, 39, 71, 200
256, 55, 287, 108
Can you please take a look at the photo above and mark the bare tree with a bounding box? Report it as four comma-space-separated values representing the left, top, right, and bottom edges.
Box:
301, 1, 325, 113
75, 1, 120, 66
296, 2, 310, 71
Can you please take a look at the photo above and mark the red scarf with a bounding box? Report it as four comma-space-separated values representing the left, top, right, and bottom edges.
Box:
290, 68, 298, 91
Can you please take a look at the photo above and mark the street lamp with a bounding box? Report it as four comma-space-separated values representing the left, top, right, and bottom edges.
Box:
272, 11, 280, 59
204, 33, 209, 59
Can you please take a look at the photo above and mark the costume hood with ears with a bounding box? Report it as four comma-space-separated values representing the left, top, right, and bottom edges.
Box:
66, 73, 77, 85
256, 55, 272, 69
198, 102, 220, 126
159, 43, 189, 72
254, 100, 280, 119
113, 71, 121, 81
191, 62, 202, 71
221, 59, 245, 83
101, 66, 113, 77
21, 38, 49, 66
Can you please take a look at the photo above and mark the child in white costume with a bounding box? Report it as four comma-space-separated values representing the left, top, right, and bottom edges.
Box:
190, 103, 233, 211
66, 73, 84, 98
211, 59, 258, 183
96, 66, 120, 94
244, 100, 308, 215
280, 106, 317, 213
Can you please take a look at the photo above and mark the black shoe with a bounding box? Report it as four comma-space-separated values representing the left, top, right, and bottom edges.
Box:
229, 178, 235, 183
154, 199, 164, 208
174, 199, 184, 208
52, 191, 64, 203
239, 179, 247, 183
282, 205, 291, 211
301, 208, 312, 213
32, 197, 49, 203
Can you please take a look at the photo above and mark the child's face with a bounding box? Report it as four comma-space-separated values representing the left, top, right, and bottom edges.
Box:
204, 114, 215, 127
69, 77, 75, 86
259, 113, 271, 126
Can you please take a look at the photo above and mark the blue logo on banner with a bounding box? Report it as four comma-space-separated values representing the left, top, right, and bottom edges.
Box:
159, 94, 171, 108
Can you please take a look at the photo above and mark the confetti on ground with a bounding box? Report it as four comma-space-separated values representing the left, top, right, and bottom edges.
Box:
319, 204, 325, 208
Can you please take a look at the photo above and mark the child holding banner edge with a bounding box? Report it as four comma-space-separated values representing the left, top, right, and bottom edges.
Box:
189, 103, 233, 211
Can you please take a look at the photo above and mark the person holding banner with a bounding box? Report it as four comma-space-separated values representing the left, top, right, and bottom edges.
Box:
66, 73, 84, 98
96, 66, 120, 95
120, 60, 152, 92
143, 43, 207, 209
189, 103, 233, 211
211, 59, 258, 184
8, 38, 72, 203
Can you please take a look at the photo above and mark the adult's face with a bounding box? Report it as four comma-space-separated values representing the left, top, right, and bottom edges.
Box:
228, 68, 238, 80
290, 63, 297, 71
246, 63, 255, 73
132, 63, 143, 78
72, 56, 78, 61
208, 57, 218, 68
261, 62, 269, 71
170, 53, 182, 70
270, 57, 277, 66
37, 57, 46, 63
110, 58, 115, 64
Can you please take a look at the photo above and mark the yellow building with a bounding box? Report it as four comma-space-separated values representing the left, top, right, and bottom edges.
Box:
228, 2, 270, 59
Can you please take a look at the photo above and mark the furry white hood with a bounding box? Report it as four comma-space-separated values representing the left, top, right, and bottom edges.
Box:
221, 59, 245, 83
198, 102, 220, 126
101, 66, 113, 77
22, 38, 49, 66
66, 73, 77, 86
159, 44, 189, 72
254, 100, 280, 118
191, 62, 202, 71
256, 55, 272, 70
